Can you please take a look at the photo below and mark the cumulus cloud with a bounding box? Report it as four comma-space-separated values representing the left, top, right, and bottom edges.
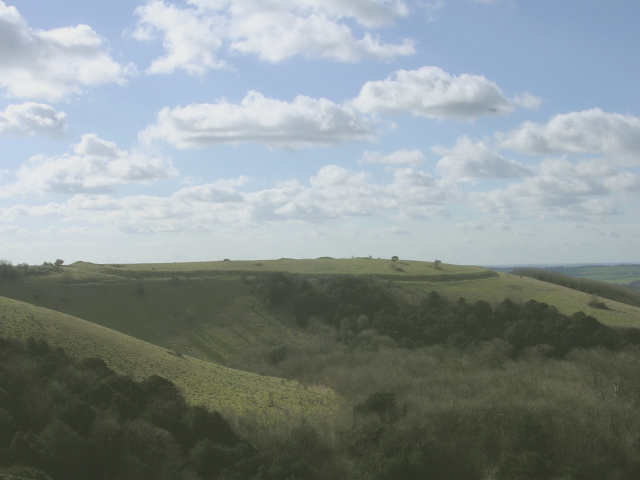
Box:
140, 91, 373, 149
500, 108, 640, 166
134, 0, 414, 73
361, 149, 424, 166
468, 157, 638, 220
434, 136, 531, 182
351, 66, 514, 120
2, 134, 177, 196
0, 2, 132, 100
133, 0, 228, 75
1, 163, 456, 231
0, 102, 66, 137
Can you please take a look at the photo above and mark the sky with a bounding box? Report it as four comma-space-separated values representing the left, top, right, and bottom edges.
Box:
1, 0, 639, 266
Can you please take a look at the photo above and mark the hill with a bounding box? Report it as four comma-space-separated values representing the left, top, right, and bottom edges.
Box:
399, 272, 640, 329
1, 259, 640, 367
0, 258, 496, 364
0, 295, 337, 420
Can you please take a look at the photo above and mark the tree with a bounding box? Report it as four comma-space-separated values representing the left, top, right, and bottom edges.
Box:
54, 259, 64, 266
391, 256, 399, 262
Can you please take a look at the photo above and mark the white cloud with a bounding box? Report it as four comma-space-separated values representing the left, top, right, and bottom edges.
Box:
2, 134, 177, 196
133, 0, 228, 75
140, 91, 373, 148
361, 149, 424, 166
512, 92, 542, 110
468, 157, 638, 220
500, 108, 640, 166
351, 66, 514, 120
1, 163, 456, 231
0, 2, 132, 100
134, 0, 414, 73
0, 102, 66, 137
434, 136, 531, 182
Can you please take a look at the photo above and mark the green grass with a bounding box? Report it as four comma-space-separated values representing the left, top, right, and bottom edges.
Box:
0, 295, 338, 420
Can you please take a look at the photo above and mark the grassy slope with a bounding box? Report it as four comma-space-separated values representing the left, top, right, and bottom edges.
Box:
0, 259, 493, 364
0, 268, 303, 364
401, 272, 640, 328
0, 295, 337, 419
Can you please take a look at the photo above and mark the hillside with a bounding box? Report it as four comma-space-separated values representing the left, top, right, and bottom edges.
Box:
1, 259, 640, 368
0, 258, 496, 364
0, 295, 337, 420
401, 272, 640, 329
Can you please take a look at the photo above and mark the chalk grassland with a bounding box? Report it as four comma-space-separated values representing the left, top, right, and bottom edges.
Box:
401, 272, 640, 328
0, 295, 338, 420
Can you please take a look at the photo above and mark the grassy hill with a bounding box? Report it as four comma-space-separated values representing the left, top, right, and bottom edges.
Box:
0, 295, 338, 420
400, 272, 640, 328
1, 258, 640, 367
0, 258, 496, 364
2, 257, 640, 425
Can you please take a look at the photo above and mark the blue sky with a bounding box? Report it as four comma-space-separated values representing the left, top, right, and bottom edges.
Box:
1, 0, 639, 265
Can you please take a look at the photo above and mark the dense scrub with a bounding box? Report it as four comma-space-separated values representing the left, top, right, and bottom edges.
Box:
0, 336, 304, 480
512, 268, 640, 308
230, 338, 640, 479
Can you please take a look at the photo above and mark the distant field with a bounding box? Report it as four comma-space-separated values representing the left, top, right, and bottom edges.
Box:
498, 265, 640, 286
0, 296, 338, 420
